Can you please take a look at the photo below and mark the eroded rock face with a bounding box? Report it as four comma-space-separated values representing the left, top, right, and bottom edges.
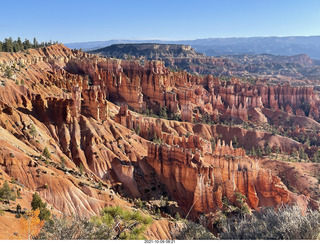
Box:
8, 44, 317, 126
0, 44, 319, 227
146, 140, 304, 218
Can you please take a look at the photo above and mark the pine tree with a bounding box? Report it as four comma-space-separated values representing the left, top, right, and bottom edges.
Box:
16, 203, 22, 218
299, 147, 307, 160
33, 37, 38, 48
60, 157, 66, 168
0, 180, 16, 202
250, 146, 256, 156
17, 37, 22, 51
31, 193, 51, 221
4, 66, 13, 79
135, 124, 141, 135
42, 147, 51, 159
3, 38, 13, 52
265, 144, 272, 155
291, 148, 299, 159
79, 163, 85, 175
159, 106, 167, 119
312, 153, 318, 163
23, 39, 32, 50
29, 124, 37, 139
210, 137, 216, 151
256, 147, 262, 157
232, 136, 238, 148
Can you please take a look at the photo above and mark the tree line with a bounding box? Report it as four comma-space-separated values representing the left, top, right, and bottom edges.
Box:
0, 37, 59, 53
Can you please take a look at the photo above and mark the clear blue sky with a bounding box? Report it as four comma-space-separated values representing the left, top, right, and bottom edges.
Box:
1, 0, 320, 43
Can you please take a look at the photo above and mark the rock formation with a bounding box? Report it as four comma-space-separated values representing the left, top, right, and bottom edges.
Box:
0, 44, 319, 239
145, 140, 309, 218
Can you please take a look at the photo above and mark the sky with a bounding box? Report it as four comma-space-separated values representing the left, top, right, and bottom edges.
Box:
0, 0, 320, 43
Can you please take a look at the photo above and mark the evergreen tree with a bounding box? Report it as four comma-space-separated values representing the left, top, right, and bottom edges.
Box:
265, 144, 272, 155
4, 66, 13, 79
33, 37, 38, 48
250, 146, 256, 156
91, 206, 153, 240
0, 180, 16, 202
29, 124, 37, 139
210, 137, 216, 151
256, 147, 262, 157
299, 147, 307, 160
312, 153, 318, 163
79, 163, 85, 175
60, 157, 66, 168
232, 136, 238, 148
16, 203, 21, 218
17, 37, 22, 51
31, 193, 51, 221
0, 37, 54, 53
42, 147, 51, 159
135, 124, 141, 135
23, 39, 32, 50
3, 38, 13, 52
159, 106, 168, 119
291, 148, 299, 159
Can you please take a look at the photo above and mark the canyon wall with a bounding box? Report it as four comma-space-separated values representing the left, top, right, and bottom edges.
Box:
0, 43, 318, 223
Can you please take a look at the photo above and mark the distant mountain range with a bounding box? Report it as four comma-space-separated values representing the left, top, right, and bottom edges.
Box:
65, 36, 320, 59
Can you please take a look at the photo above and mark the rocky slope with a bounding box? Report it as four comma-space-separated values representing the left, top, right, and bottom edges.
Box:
0, 44, 319, 238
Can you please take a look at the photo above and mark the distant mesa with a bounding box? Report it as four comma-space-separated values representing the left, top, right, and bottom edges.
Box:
89, 43, 233, 76
90, 43, 202, 59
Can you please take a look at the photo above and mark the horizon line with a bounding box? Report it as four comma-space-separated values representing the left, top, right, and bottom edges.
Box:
64, 35, 320, 44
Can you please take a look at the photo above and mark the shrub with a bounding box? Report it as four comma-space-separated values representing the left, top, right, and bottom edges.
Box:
35, 215, 108, 240
220, 205, 320, 240
174, 220, 215, 240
